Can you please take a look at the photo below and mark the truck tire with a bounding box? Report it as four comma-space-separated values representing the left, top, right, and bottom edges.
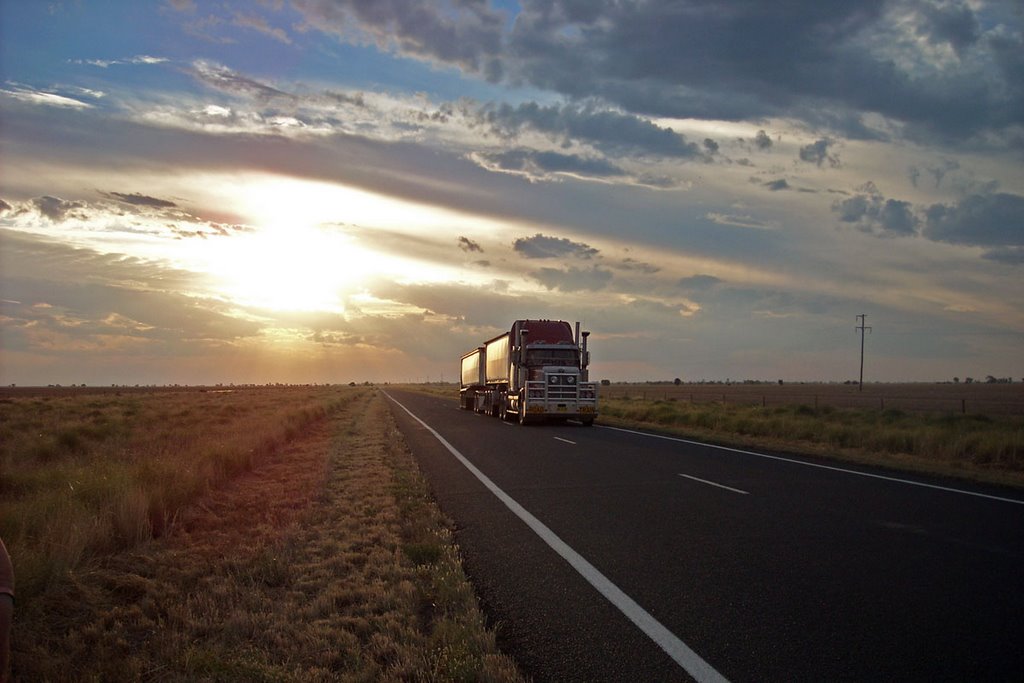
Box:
581, 418, 594, 426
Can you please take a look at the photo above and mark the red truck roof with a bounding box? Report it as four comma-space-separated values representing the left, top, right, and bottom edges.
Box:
516, 319, 575, 344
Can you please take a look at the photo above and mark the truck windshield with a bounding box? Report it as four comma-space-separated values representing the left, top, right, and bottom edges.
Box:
526, 348, 578, 366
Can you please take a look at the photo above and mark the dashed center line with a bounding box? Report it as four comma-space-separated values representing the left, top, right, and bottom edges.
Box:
679, 473, 749, 495
554, 436, 577, 445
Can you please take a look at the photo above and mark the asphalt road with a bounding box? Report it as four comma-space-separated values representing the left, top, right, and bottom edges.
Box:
384, 389, 1024, 682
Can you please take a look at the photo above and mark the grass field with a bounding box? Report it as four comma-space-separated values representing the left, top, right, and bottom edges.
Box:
1, 386, 523, 681
600, 381, 1024, 416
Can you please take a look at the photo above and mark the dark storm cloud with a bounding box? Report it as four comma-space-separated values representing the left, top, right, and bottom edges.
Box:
832, 185, 919, 237
293, 0, 1023, 141
922, 193, 1024, 254
103, 191, 178, 208
513, 233, 599, 259
292, 0, 507, 79
754, 130, 772, 149
764, 179, 790, 191
480, 102, 703, 159
833, 186, 1024, 262
509, 0, 1022, 139
915, 1, 980, 55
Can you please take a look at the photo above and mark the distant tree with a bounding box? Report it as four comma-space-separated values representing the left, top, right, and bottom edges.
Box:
674, 377, 682, 385
985, 375, 997, 384
965, 377, 974, 384
953, 377, 960, 383
778, 379, 784, 385
600, 379, 611, 386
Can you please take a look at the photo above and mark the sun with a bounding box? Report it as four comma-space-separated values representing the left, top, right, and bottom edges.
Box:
207, 223, 373, 313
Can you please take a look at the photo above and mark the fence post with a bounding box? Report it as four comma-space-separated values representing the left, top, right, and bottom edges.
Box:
881, 397, 885, 410
962, 398, 966, 414
762, 395, 766, 408
814, 395, 818, 410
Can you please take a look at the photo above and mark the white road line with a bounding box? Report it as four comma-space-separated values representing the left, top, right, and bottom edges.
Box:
599, 425, 1024, 506
554, 436, 577, 445
386, 392, 729, 683
679, 473, 749, 495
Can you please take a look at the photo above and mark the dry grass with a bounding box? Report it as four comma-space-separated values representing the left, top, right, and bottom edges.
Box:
4, 386, 525, 682
602, 381, 1024, 416
600, 397, 1024, 488
0, 386, 345, 601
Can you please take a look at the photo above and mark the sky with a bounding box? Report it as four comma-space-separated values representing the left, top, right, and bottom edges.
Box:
1, 0, 1022, 386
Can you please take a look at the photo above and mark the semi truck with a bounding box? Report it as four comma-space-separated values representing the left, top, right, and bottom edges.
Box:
460, 319, 597, 425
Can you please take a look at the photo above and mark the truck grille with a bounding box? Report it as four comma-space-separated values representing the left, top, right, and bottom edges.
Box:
525, 379, 598, 412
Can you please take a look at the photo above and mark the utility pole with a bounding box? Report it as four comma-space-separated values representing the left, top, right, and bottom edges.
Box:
855, 314, 872, 392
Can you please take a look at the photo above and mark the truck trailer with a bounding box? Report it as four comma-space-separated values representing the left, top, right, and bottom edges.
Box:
459, 319, 597, 425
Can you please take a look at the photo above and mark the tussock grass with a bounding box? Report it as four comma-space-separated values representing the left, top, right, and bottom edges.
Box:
6, 387, 525, 682
0, 386, 346, 602
602, 397, 1024, 486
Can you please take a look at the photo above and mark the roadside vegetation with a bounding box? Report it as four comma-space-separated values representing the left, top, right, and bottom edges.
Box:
401, 383, 1024, 488
2, 386, 524, 681
601, 397, 1023, 485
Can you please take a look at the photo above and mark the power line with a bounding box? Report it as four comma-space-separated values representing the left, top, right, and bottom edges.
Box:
855, 314, 872, 392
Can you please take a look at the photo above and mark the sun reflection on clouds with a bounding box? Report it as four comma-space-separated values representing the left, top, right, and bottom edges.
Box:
188, 173, 501, 313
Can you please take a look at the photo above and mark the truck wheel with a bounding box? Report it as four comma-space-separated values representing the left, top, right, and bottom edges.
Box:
581, 418, 594, 427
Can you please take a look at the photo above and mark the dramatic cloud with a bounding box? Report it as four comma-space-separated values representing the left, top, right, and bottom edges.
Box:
290, 0, 1024, 142
480, 102, 702, 160
292, 0, 507, 79
832, 183, 918, 237
922, 193, 1024, 262
2, 1, 1022, 384
513, 233, 599, 260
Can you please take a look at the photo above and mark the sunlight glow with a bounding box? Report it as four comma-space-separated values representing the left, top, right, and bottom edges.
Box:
187, 173, 498, 312
204, 223, 371, 312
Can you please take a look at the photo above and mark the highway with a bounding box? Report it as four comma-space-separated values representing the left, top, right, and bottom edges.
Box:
384, 389, 1024, 682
